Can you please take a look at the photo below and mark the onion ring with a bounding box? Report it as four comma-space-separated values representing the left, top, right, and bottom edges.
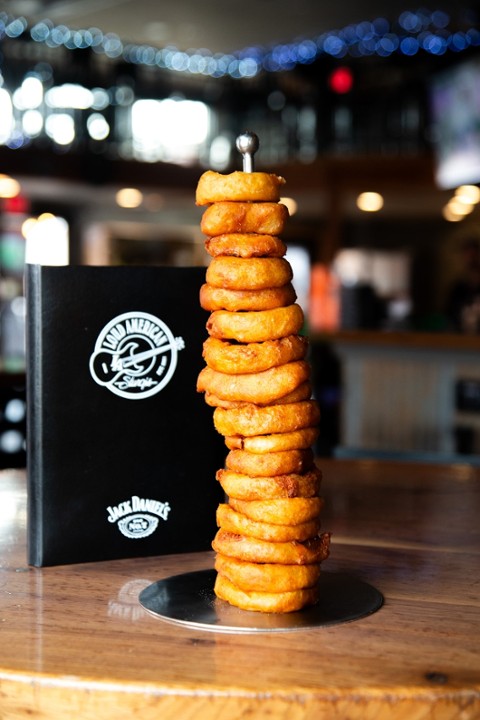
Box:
215, 554, 321, 593
214, 573, 319, 613
205, 233, 287, 258
213, 400, 320, 437
201, 202, 289, 237
204, 381, 312, 409
212, 528, 331, 565
217, 467, 322, 500
216, 503, 321, 542
225, 448, 315, 477
206, 256, 292, 291
203, 335, 307, 374
197, 360, 309, 405
196, 170, 285, 205
225, 426, 319, 453
207, 304, 304, 343
229, 496, 323, 525
200, 283, 296, 312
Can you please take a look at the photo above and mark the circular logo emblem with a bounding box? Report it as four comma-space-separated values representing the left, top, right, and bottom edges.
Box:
117, 513, 159, 539
89, 311, 185, 399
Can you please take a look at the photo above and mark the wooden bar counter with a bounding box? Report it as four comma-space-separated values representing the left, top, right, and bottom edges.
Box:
1, 458, 479, 719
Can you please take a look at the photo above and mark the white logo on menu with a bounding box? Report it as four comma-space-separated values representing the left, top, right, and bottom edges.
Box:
89, 311, 185, 399
107, 495, 171, 540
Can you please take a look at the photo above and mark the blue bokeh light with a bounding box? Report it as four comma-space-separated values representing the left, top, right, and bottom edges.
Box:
0, 8, 477, 78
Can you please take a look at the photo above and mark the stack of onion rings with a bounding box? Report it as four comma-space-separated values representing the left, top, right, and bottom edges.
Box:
195, 166, 329, 613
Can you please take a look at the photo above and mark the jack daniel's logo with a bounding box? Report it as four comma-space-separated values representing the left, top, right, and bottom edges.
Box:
107, 495, 171, 540
89, 311, 185, 399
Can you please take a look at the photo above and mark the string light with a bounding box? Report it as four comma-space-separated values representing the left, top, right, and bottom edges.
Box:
0, 174, 21, 198
115, 188, 143, 208
455, 185, 480, 204
356, 192, 384, 212
0, 8, 479, 79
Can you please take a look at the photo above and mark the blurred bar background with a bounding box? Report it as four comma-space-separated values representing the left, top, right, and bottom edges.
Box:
1, 1, 480, 466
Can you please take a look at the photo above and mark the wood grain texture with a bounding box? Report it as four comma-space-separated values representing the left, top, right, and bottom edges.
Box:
0, 460, 479, 720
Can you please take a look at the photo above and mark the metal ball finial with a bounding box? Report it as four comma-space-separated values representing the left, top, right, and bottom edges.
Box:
236, 131, 259, 172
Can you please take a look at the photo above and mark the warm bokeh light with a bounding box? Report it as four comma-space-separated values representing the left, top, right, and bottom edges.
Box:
356, 191, 384, 212
280, 197, 298, 216
116, 188, 143, 208
443, 205, 466, 222
21, 217, 38, 238
447, 199, 474, 216
455, 185, 480, 205
0, 174, 21, 198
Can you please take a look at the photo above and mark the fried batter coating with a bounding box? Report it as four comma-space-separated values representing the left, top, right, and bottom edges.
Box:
213, 399, 320, 437
225, 448, 315, 477
216, 467, 322, 500
201, 202, 289, 236
195, 162, 329, 615
229, 496, 323, 526
205, 233, 287, 258
215, 554, 321, 593
206, 256, 292, 291
197, 360, 309, 405
204, 381, 312, 409
203, 335, 307, 375
200, 283, 297, 312
207, 304, 304, 343
196, 170, 285, 205
214, 573, 319, 613
225, 426, 319, 454
212, 528, 330, 565
216, 503, 321, 542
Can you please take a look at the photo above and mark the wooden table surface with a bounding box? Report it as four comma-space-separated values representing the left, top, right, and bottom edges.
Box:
1, 458, 479, 720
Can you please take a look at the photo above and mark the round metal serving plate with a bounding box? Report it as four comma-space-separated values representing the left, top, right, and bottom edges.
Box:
139, 569, 383, 634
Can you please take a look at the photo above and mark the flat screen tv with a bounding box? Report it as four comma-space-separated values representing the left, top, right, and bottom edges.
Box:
430, 57, 480, 189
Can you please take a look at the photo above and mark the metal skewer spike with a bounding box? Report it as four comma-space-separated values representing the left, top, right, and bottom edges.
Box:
236, 131, 259, 173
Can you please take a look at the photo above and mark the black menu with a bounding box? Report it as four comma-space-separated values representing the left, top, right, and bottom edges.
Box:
25, 264, 224, 566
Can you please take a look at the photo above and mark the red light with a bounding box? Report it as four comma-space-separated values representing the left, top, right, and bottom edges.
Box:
3, 195, 30, 214
329, 66, 354, 94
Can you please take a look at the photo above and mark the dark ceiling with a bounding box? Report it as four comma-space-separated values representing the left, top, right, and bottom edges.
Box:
1, 0, 479, 223
2, 0, 478, 54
